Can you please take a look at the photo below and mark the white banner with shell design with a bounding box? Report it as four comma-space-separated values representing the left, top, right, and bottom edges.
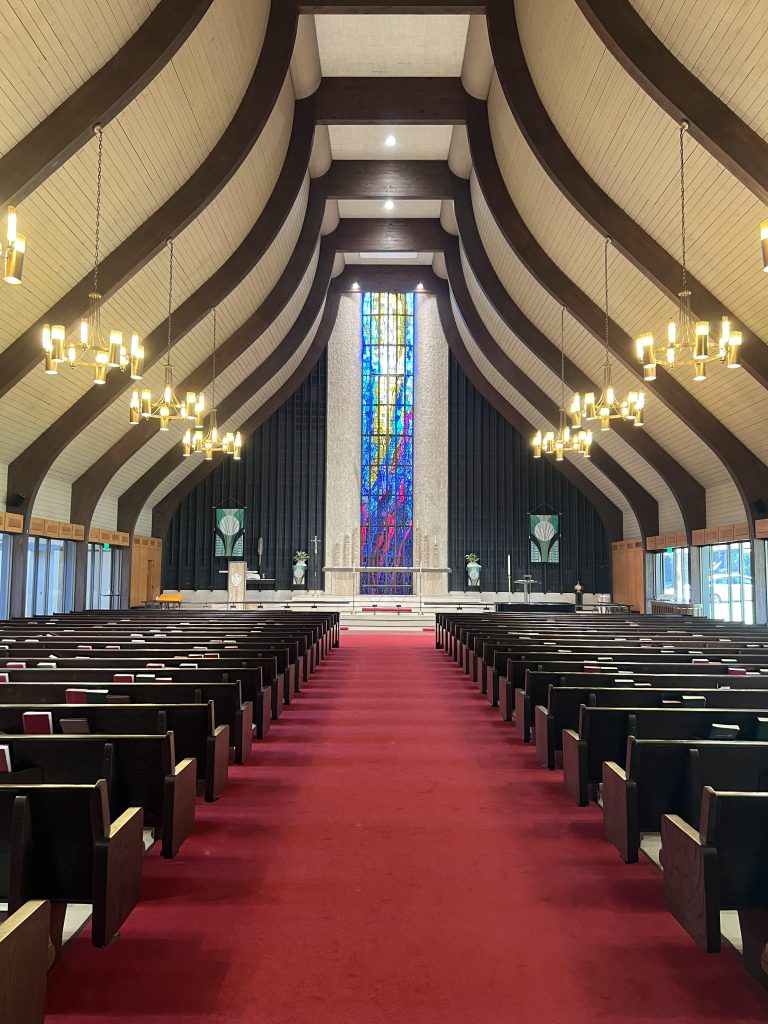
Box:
215, 508, 245, 558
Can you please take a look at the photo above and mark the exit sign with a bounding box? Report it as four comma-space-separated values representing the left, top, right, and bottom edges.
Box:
103, 543, 110, 551
666, 546, 674, 553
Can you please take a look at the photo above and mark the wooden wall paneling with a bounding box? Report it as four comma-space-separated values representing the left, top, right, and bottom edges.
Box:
5, 514, 23, 534
486, 0, 768, 393
718, 525, 735, 542
0, 0, 300, 402
756, 520, 768, 540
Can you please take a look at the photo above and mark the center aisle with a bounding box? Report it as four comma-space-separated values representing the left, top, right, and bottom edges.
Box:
48, 633, 767, 1023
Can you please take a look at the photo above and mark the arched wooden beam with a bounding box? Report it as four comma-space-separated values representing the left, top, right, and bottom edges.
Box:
118, 237, 337, 536
334, 218, 444, 251
151, 283, 343, 539
327, 161, 453, 200
486, 1, 768, 392
0, 1, 300, 400
0, 0, 213, 208
570, 0, 768, 206
432, 274, 623, 543
444, 232, 657, 538
463, 104, 768, 535
316, 78, 466, 124
452, 169, 704, 536
71, 170, 326, 532
6, 96, 315, 524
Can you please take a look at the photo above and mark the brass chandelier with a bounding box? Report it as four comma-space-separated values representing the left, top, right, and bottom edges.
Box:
42, 125, 144, 384
637, 122, 741, 382
533, 307, 592, 460
182, 306, 241, 460
129, 238, 201, 430
572, 238, 645, 431
2, 206, 26, 285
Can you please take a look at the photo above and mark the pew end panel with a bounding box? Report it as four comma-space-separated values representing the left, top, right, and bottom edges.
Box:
534, 705, 556, 770
161, 757, 197, 859
660, 813, 721, 953
562, 729, 589, 807
234, 701, 254, 765
601, 761, 639, 863
0, 900, 49, 1024
498, 679, 514, 722
205, 724, 230, 802
737, 907, 768, 990
514, 688, 529, 740
91, 806, 144, 948
255, 685, 272, 741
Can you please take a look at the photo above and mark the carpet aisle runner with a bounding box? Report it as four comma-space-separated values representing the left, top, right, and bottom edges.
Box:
47, 633, 768, 1023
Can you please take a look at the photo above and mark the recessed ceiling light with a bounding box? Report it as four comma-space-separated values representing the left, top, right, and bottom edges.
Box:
384, 199, 395, 211
416, 282, 424, 291
351, 281, 359, 290
384, 134, 396, 147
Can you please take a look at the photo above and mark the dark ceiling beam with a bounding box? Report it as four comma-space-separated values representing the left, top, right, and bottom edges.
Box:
464, 101, 768, 535
444, 233, 658, 539
6, 96, 315, 525
571, 0, 768, 206
119, 238, 337, 536
0, 0, 213, 208
335, 266, 436, 292
0, 0, 299, 401
151, 281, 344, 540
432, 274, 623, 543
316, 78, 466, 124
487, 1, 768, 392
327, 160, 453, 200
334, 218, 443, 251
452, 167, 704, 537
70, 170, 326, 532
299, 2, 485, 10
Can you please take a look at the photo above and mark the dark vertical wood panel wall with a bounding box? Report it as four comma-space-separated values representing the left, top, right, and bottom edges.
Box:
162, 351, 327, 590
448, 355, 611, 594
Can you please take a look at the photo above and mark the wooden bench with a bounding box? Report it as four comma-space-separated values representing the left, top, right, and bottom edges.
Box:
0, 900, 49, 1024
3, 732, 196, 858
661, 787, 768, 988
603, 738, 768, 862
0, 782, 143, 958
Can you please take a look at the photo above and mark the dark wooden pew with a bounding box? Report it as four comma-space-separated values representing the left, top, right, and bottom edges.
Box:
661, 786, 768, 989
2, 732, 196, 857
0, 900, 49, 1024
0, 703, 229, 803
0, 782, 143, 958
0, 680, 253, 765
534, 684, 768, 769
562, 706, 768, 806
602, 738, 768, 862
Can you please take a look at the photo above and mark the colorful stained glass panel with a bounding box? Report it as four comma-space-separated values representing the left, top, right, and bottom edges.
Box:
360, 292, 414, 595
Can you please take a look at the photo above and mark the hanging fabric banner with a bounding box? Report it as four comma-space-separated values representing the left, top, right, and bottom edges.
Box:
529, 513, 560, 564
214, 508, 245, 558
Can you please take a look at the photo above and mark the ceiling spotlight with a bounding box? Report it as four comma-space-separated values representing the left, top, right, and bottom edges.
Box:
416, 282, 424, 291
351, 281, 359, 290
384, 135, 396, 147
384, 199, 395, 211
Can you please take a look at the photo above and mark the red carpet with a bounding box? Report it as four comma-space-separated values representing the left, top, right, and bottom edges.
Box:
47, 633, 768, 1022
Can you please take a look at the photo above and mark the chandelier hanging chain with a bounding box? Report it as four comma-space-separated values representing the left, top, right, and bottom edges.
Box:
92, 124, 103, 295
166, 237, 174, 363
679, 121, 687, 292
559, 305, 565, 410
603, 236, 610, 363
211, 305, 217, 409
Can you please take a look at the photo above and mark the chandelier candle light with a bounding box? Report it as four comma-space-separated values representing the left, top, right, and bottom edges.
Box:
571, 238, 644, 431
533, 306, 592, 460
182, 306, 241, 460
2, 206, 26, 285
637, 122, 742, 381
129, 238, 201, 431
42, 125, 143, 383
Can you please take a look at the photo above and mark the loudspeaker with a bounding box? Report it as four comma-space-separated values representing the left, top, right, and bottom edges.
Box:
753, 499, 767, 516
6, 492, 25, 508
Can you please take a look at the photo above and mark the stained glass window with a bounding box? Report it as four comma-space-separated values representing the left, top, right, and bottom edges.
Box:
361, 292, 414, 596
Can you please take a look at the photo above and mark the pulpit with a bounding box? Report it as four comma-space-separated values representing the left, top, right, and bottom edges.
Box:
227, 561, 246, 606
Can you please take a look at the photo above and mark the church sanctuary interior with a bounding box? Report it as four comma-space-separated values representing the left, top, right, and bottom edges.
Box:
5, 1, 768, 1022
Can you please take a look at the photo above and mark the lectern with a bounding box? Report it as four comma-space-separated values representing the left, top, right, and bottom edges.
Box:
227, 561, 246, 606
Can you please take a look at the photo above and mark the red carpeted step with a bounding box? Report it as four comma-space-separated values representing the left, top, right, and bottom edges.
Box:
46, 634, 768, 1023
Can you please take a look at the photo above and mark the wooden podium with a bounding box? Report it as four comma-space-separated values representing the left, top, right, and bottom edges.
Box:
227, 561, 246, 606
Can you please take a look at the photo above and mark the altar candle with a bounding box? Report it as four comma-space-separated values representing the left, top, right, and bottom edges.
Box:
507, 554, 511, 577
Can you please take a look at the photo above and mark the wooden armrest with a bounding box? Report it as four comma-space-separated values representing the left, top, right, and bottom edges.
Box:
92, 807, 144, 948
107, 806, 144, 841
602, 761, 637, 863
562, 729, 588, 806
162, 758, 197, 858
205, 724, 230, 802
0, 900, 49, 1024
534, 704, 555, 769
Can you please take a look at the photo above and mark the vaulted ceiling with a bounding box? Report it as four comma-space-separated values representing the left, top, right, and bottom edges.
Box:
0, 0, 766, 543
